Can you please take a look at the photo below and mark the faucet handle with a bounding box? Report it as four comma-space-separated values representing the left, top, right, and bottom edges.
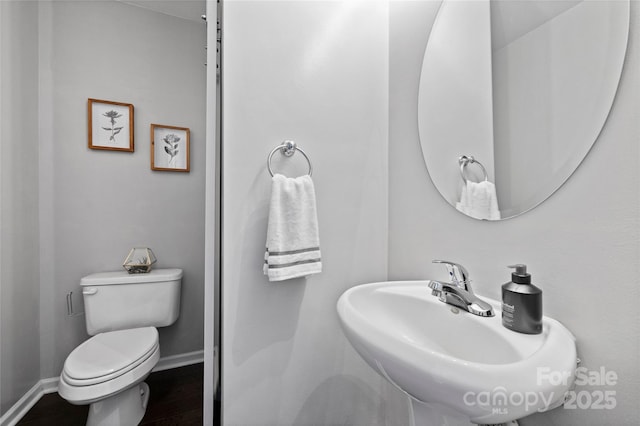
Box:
432, 260, 470, 287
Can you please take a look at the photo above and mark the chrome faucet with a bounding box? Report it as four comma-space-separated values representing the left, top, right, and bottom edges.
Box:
427, 260, 494, 317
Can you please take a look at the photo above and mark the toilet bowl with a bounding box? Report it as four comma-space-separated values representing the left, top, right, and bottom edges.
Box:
58, 327, 160, 426
58, 268, 182, 426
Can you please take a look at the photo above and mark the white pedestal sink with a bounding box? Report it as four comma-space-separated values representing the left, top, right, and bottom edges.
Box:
337, 281, 577, 425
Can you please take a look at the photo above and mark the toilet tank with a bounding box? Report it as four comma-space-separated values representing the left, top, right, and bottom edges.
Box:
81, 268, 182, 335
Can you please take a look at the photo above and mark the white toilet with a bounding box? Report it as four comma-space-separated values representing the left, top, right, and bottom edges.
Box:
58, 268, 182, 426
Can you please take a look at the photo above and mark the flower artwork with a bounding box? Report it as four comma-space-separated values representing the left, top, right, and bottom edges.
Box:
151, 124, 190, 172
102, 110, 124, 143
88, 99, 134, 152
163, 133, 181, 167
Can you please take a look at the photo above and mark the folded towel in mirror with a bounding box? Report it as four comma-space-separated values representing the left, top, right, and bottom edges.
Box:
456, 180, 501, 220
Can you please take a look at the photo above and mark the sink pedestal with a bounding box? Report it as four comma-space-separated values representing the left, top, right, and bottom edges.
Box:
410, 399, 472, 426
410, 399, 519, 426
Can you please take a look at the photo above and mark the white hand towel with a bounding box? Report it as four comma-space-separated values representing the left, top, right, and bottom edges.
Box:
456, 180, 501, 220
264, 173, 322, 281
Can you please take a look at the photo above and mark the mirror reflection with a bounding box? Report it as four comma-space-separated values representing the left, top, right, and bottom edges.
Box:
418, 0, 629, 220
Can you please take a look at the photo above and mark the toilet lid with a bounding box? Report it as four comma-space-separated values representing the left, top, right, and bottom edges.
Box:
64, 327, 159, 383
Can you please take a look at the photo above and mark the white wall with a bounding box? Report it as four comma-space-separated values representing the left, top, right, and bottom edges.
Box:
389, 1, 639, 425
0, 0, 41, 415
221, 1, 408, 425
37, 0, 207, 379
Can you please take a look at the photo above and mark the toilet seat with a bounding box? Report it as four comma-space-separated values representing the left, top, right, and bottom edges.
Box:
58, 327, 160, 405
63, 327, 159, 386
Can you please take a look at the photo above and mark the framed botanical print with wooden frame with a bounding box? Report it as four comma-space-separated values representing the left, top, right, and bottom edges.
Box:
150, 124, 191, 172
88, 98, 134, 152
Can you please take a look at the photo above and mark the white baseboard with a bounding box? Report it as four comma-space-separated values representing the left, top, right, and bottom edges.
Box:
40, 376, 59, 394
0, 381, 45, 426
153, 349, 204, 372
0, 350, 204, 426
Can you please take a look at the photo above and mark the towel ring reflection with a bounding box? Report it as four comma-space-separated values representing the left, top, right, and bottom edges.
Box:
267, 140, 313, 177
459, 155, 488, 184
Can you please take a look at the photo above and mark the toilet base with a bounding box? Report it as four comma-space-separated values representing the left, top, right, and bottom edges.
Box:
87, 382, 150, 426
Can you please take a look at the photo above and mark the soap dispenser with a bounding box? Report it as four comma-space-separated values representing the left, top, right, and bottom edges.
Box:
501, 264, 542, 334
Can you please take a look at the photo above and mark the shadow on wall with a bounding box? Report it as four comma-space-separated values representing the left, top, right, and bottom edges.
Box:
293, 375, 387, 426
230, 169, 306, 366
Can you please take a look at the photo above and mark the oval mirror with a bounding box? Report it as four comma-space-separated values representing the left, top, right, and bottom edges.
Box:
418, 0, 629, 220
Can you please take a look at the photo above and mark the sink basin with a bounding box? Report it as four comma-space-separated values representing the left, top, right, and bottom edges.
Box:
337, 281, 577, 424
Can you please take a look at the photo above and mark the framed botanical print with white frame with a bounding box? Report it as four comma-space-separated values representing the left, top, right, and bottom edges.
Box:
88, 98, 134, 152
150, 124, 190, 172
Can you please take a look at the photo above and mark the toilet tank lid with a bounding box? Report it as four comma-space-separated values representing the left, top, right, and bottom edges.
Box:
80, 268, 183, 286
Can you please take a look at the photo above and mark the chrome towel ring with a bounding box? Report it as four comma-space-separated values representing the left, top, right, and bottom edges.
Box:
459, 155, 488, 184
267, 140, 313, 177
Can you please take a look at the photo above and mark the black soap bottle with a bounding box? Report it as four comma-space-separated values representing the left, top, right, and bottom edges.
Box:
501, 264, 542, 334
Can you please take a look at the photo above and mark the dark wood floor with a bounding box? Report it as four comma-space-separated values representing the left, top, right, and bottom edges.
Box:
18, 363, 203, 426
